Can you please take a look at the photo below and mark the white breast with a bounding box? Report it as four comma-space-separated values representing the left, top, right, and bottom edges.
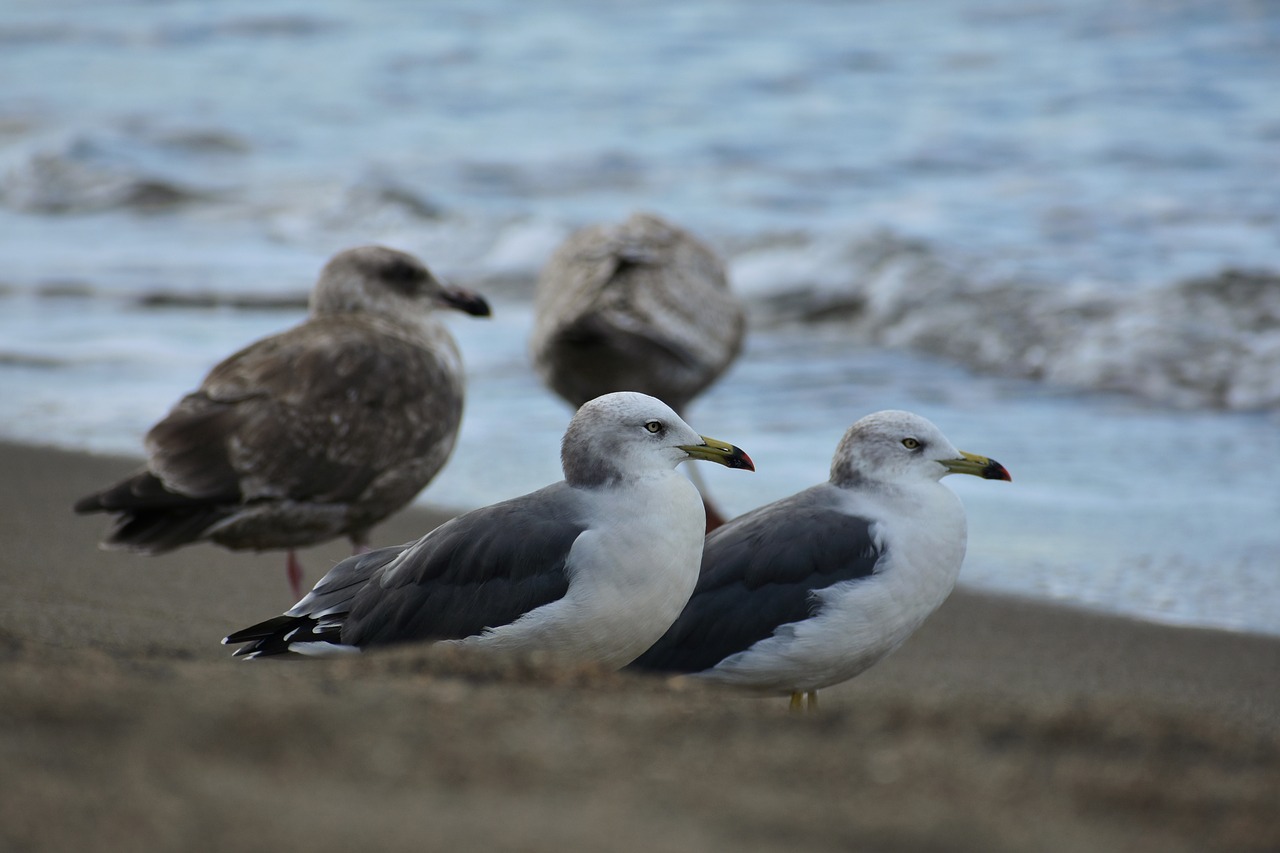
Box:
449, 473, 707, 669
701, 482, 968, 693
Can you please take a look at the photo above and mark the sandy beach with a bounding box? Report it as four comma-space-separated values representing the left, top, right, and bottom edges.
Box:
1, 439, 1277, 852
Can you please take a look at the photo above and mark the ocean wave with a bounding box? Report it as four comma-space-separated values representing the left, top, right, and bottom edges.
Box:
0, 14, 336, 49
734, 233, 1280, 411
0, 129, 239, 214
155, 14, 337, 45
133, 292, 309, 311
0, 351, 66, 369
308, 175, 447, 232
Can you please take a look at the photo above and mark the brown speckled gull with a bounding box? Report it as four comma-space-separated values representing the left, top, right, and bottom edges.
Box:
74, 245, 490, 597
530, 212, 746, 529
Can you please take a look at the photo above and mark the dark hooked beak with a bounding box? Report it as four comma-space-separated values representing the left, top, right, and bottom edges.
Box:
677, 435, 755, 471
941, 450, 1012, 482
438, 285, 492, 317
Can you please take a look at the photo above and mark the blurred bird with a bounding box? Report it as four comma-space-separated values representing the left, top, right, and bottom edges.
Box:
530, 212, 746, 530
223, 392, 754, 663
629, 410, 1011, 711
75, 245, 491, 599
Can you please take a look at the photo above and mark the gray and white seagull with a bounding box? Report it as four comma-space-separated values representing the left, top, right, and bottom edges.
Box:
223, 392, 755, 665
628, 410, 1011, 710
74, 245, 491, 599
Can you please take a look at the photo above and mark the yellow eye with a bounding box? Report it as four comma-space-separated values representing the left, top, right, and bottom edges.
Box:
645, 420, 662, 434
902, 437, 920, 449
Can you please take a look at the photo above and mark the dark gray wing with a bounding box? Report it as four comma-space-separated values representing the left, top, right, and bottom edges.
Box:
223, 544, 411, 657
341, 484, 588, 648
629, 485, 883, 674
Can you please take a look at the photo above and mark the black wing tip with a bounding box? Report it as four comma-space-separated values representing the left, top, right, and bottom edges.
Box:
223, 613, 347, 659
222, 614, 295, 646
74, 470, 231, 552
98, 514, 209, 554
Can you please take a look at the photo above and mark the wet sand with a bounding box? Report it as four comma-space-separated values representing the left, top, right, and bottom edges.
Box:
2, 440, 1277, 852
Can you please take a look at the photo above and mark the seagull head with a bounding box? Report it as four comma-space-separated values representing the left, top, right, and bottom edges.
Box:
562, 391, 753, 487
830, 410, 1011, 488
311, 245, 491, 319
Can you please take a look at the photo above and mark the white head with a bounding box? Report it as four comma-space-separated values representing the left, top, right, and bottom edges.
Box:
309, 245, 491, 321
829, 410, 1011, 489
562, 392, 753, 487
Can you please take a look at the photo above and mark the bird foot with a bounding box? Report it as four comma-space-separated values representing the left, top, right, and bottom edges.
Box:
788, 691, 819, 712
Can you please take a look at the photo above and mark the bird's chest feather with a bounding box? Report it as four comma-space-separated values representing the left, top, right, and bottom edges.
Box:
780, 485, 968, 686
563, 476, 706, 654
847, 486, 967, 612
576, 477, 704, 595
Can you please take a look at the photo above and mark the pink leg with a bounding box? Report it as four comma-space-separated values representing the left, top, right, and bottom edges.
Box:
286, 550, 305, 601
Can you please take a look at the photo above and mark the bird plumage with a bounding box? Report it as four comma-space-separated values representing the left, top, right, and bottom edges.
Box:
74, 245, 490, 594
224, 392, 754, 666
531, 212, 744, 414
630, 410, 1010, 706
530, 212, 747, 530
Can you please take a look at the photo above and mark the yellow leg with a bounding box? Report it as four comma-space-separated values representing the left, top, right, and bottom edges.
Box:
789, 691, 820, 712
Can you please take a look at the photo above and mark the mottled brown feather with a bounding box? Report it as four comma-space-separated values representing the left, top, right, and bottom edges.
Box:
75, 245, 489, 556
531, 212, 745, 415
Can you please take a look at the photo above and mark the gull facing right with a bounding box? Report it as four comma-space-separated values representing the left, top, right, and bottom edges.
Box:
629, 410, 1011, 710
224, 392, 754, 667
74, 246, 491, 600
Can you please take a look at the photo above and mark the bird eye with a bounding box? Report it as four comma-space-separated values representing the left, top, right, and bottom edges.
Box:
645, 420, 662, 434
902, 437, 920, 449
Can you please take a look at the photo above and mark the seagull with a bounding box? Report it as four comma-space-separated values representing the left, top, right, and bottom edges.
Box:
529, 211, 746, 530
628, 410, 1011, 710
223, 392, 755, 665
74, 245, 491, 599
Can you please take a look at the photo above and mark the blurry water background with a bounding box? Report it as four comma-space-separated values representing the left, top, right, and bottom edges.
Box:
2, 0, 1278, 634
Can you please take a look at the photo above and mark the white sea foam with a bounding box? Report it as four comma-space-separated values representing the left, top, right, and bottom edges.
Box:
731, 234, 1280, 410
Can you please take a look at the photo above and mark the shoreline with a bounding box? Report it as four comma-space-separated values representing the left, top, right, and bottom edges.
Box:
20, 438, 1280, 645
3, 439, 1278, 851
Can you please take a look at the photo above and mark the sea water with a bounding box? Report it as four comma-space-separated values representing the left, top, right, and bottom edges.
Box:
1, 0, 1278, 635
